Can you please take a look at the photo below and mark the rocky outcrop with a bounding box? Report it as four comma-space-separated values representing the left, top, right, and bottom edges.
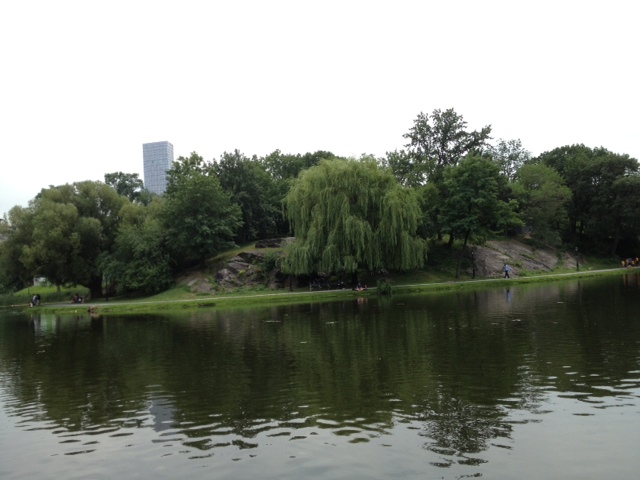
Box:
470, 240, 579, 278
179, 249, 288, 293
214, 255, 261, 289
177, 238, 580, 293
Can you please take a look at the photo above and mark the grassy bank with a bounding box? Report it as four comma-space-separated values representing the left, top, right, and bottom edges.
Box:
2, 237, 628, 315
16, 266, 632, 316
0, 285, 90, 308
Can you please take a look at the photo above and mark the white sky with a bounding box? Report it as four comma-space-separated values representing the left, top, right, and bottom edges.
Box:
1, 0, 638, 216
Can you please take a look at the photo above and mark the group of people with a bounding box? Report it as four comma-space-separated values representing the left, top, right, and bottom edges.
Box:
354, 282, 368, 292
621, 257, 639, 268
29, 292, 86, 306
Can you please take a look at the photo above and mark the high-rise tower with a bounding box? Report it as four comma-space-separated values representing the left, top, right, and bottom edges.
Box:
143, 141, 174, 195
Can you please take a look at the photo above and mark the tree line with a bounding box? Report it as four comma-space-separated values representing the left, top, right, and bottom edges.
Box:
1, 108, 639, 296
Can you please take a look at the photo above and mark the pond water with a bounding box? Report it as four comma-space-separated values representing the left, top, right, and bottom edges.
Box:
1, 273, 640, 479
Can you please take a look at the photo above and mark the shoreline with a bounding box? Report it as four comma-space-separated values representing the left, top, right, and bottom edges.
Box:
16, 267, 634, 316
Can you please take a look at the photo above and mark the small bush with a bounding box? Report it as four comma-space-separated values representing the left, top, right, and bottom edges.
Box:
261, 252, 281, 273
377, 278, 393, 295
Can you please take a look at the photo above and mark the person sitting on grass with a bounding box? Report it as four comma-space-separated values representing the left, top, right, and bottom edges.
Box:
71, 293, 84, 304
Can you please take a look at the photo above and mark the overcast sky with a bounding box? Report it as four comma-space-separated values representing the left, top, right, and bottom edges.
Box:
1, 0, 637, 216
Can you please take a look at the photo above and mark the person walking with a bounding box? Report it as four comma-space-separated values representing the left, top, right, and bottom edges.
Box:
504, 264, 511, 279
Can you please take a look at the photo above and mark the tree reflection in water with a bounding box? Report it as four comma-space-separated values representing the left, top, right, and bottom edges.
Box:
1, 272, 640, 478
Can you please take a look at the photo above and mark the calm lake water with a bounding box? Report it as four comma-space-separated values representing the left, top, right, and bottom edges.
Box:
1, 273, 640, 479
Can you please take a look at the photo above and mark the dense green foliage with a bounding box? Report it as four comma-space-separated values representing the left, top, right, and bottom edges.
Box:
262, 149, 337, 181
164, 153, 243, 267
535, 145, 640, 254
261, 149, 340, 235
512, 163, 571, 246
283, 158, 427, 275
104, 171, 147, 203
214, 150, 281, 243
387, 108, 494, 243
3, 181, 127, 297
440, 155, 521, 277
99, 200, 173, 295
486, 138, 531, 181
0, 206, 35, 291
389, 108, 492, 187
1, 109, 639, 296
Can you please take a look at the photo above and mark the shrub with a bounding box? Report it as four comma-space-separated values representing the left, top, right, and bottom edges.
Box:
377, 278, 393, 295
261, 252, 281, 273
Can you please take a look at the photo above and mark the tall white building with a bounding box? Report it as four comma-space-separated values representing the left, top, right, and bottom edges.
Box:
143, 141, 174, 195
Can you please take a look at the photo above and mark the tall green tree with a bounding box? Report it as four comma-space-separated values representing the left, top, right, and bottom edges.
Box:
283, 158, 427, 276
0, 206, 36, 291
399, 108, 492, 185
166, 151, 212, 189
21, 198, 81, 288
384, 149, 420, 187
535, 144, 594, 237
261, 149, 340, 236
104, 172, 145, 203
487, 138, 531, 181
388, 108, 493, 243
262, 149, 336, 181
440, 155, 521, 278
512, 163, 571, 247
99, 198, 173, 294
164, 153, 242, 267
588, 173, 640, 255
214, 150, 281, 243
20, 182, 127, 296
536, 144, 639, 253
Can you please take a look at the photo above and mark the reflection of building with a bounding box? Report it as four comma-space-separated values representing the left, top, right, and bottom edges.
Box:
143, 141, 174, 195
149, 396, 176, 432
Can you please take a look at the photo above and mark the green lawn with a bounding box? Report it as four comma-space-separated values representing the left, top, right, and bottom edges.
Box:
0, 284, 90, 307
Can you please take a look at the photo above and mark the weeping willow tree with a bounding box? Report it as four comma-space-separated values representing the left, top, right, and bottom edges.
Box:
283, 158, 427, 276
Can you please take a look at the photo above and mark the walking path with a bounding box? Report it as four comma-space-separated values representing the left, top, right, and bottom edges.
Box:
29, 267, 628, 311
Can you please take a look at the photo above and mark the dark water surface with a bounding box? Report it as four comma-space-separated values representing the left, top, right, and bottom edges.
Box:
1, 273, 640, 479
